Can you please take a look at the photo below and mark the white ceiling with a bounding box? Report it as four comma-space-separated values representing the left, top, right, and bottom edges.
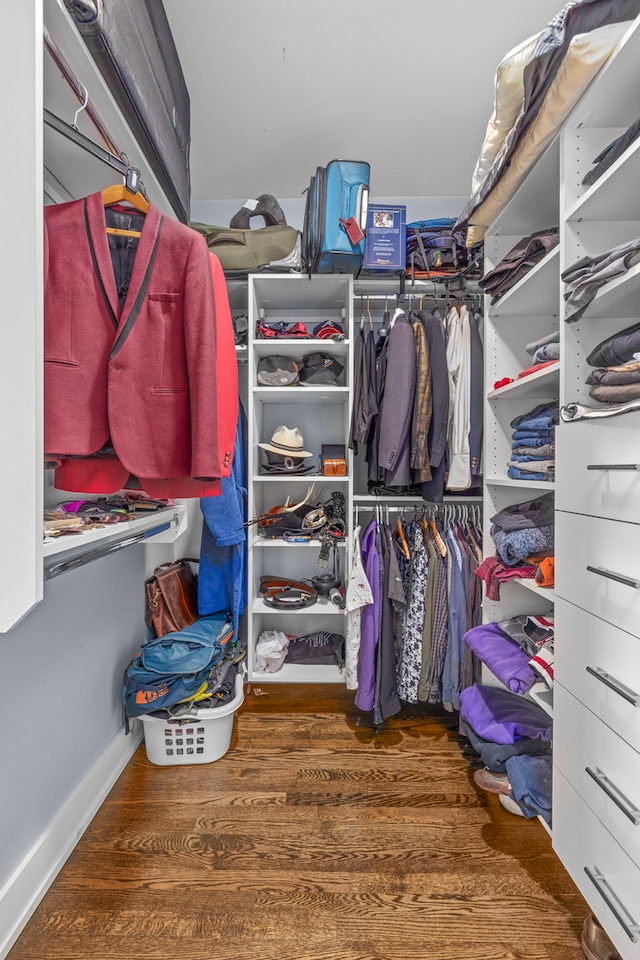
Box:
163, 0, 565, 205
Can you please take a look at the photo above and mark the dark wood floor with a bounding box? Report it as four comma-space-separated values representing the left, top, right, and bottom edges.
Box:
9, 684, 587, 960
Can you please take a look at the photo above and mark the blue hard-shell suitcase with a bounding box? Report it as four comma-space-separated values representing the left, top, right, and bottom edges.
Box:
303, 159, 370, 274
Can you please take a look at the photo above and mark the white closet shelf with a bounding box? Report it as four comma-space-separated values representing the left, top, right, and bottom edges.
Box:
252, 537, 346, 548
528, 681, 554, 718
253, 386, 349, 399
580, 260, 640, 319
488, 137, 560, 238
512, 578, 555, 603
490, 247, 560, 319
487, 362, 560, 400
485, 477, 555, 491
252, 474, 349, 483
249, 662, 345, 684
565, 136, 640, 223
252, 596, 345, 615
42, 504, 188, 558
565, 18, 640, 127
252, 339, 349, 351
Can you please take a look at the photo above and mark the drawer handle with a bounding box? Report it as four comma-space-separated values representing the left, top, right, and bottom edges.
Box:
585, 766, 640, 825
584, 866, 640, 941
586, 565, 640, 589
587, 463, 640, 471
586, 666, 640, 707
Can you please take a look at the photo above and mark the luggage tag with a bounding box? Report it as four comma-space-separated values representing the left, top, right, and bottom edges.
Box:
339, 216, 365, 246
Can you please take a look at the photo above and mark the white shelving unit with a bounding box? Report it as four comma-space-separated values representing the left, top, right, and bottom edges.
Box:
552, 19, 640, 959
245, 273, 353, 683
482, 131, 559, 837
482, 16, 640, 957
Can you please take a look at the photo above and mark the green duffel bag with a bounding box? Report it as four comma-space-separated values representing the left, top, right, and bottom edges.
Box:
190, 221, 302, 274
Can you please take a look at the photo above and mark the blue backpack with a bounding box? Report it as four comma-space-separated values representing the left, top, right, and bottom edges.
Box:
122, 614, 234, 720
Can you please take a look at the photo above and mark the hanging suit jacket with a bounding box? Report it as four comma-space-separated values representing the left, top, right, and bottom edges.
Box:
378, 311, 416, 488
44, 192, 223, 496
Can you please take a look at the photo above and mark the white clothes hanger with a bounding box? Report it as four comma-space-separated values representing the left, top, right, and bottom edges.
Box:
389, 306, 405, 330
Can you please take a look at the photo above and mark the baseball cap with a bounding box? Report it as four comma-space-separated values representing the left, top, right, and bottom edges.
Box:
257, 356, 299, 386
298, 353, 344, 385
313, 321, 345, 340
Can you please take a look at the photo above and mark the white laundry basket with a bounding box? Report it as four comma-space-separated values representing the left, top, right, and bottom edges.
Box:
141, 673, 244, 765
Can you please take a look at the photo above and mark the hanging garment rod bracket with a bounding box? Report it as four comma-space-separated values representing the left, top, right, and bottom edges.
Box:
44, 515, 180, 581
44, 108, 145, 196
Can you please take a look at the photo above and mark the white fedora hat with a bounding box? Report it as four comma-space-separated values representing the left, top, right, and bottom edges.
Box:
258, 425, 312, 458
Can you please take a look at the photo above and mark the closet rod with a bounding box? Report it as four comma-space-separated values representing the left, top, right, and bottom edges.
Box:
357, 293, 482, 302
43, 108, 144, 194
353, 495, 482, 503
43, 515, 179, 581
357, 504, 481, 512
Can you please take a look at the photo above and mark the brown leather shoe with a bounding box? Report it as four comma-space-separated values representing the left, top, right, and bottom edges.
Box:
581, 914, 621, 960
473, 768, 511, 795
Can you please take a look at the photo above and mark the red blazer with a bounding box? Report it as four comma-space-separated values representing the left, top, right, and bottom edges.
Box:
44, 192, 222, 496
210, 252, 238, 478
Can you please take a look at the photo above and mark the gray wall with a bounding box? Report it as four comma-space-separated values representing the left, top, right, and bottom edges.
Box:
1, 551, 146, 881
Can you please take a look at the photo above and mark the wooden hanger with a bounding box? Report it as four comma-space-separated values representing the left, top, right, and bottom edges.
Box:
429, 518, 447, 558
394, 514, 410, 560
102, 182, 149, 238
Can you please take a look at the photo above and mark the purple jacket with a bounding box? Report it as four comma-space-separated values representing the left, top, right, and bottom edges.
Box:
459, 683, 552, 745
355, 520, 380, 712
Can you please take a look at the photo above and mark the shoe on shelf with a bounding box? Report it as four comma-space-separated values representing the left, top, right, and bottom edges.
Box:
581, 914, 621, 960
474, 768, 511, 795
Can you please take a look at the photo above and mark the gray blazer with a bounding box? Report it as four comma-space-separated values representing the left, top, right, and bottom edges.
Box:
378, 311, 416, 487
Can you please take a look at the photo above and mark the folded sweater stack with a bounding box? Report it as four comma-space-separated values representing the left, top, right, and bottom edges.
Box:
584, 322, 640, 404
463, 614, 554, 694
479, 228, 559, 303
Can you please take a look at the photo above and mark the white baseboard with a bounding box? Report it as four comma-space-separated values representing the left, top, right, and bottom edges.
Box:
0, 721, 142, 959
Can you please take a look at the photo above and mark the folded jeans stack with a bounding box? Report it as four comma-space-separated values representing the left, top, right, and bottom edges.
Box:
507, 401, 558, 482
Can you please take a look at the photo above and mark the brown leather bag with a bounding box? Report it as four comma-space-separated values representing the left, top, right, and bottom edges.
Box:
144, 558, 199, 638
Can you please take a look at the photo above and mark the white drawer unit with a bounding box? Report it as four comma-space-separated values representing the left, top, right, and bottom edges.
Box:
554, 684, 640, 869
555, 598, 640, 755
553, 769, 640, 960
556, 416, 640, 525
555, 510, 640, 640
